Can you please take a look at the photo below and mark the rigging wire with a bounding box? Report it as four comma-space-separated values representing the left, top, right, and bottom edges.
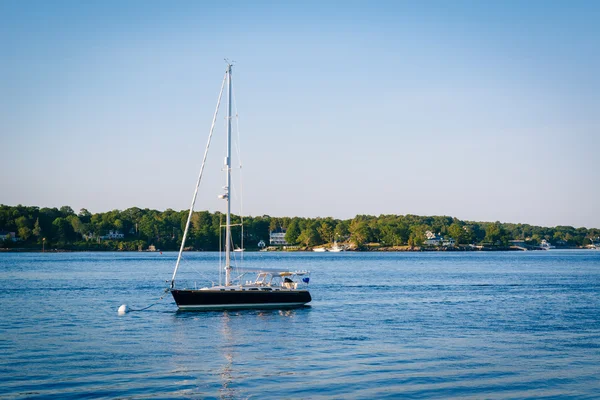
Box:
170, 70, 227, 288
172, 64, 245, 290
232, 86, 244, 262
219, 213, 223, 286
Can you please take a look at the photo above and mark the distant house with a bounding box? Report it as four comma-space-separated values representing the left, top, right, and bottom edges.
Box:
424, 231, 441, 246
424, 230, 455, 247
83, 232, 96, 241
0, 231, 16, 242
270, 228, 288, 246
442, 237, 456, 247
100, 230, 125, 240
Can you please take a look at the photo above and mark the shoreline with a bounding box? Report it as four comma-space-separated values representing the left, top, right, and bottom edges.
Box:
1, 247, 591, 253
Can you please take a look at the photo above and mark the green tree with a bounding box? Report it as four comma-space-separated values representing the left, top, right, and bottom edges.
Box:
78, 208, 92, 223
334, 221, 350, 239
191, 211, 217, 250
52, 217, 74, 243
431, 216, 452, 236
297, 225, 319, 247
14, 216, 31, 241
484, 222, 508, 245
461, 225, 477, 244
448, 223, 465, 245
408, 224, 428, 247
248, 217, 270, 246
33, 217, 42, 239
349, 220, 370, 247
18, 227, 32, 241
67, 215, 84, 236
60, 206, 75, 217
15, 215, 29, 229
317, 220, 334, 244
378, 222, 408, 246
285, 219, 301, 244
138, 214, 156, 241
268, 218, 278, 232
114, 219, 124, 232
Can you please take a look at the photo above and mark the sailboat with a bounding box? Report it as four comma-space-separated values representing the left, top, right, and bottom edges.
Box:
169, 63, 312, 310
329, 241, 345, 252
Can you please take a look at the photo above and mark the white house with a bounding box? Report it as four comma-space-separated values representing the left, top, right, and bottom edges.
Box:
424, 230, 455, 247
269, 228, 288, 245
424, 230, 441, 246
442, 237, 456, 247
100, 230, 125, 240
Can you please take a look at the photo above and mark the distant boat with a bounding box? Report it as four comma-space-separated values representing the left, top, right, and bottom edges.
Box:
540, 239, 555, 250
169, 63, 311, 310
233, 247, 245, 252
313, 247, 327, 252
329, 241, 345, 252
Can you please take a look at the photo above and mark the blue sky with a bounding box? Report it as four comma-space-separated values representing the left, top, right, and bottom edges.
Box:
1, 1, 599, 228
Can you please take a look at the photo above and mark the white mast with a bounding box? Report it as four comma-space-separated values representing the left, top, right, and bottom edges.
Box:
224, 63, 233, 286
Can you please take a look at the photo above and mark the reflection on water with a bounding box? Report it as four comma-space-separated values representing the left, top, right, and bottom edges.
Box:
219, 312, 235, 400
169, 307, 309, 399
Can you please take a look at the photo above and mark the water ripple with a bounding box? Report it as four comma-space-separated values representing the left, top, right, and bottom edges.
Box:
1, 251, 600, 398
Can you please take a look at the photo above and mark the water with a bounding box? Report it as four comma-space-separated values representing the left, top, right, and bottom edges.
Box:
1, 251, 599, 399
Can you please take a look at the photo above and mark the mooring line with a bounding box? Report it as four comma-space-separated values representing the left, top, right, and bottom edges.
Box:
120, 288, 169, 313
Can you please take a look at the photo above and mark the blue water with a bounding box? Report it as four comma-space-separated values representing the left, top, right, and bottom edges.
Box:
1, 251, 599, 399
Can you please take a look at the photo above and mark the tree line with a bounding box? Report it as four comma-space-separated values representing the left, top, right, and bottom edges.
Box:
1, 204, 598, 251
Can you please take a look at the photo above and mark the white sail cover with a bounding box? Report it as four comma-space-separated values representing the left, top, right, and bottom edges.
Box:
234, 267, 309, 276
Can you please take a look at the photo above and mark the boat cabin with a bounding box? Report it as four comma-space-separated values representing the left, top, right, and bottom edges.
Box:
200, 269, 310, 292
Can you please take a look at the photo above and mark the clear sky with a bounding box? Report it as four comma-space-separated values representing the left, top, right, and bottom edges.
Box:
1, 1, 599, 228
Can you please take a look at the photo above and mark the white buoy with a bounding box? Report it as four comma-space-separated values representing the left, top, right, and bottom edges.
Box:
118, 304, 128, 315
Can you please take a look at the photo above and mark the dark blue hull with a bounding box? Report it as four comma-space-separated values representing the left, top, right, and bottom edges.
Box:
170, 289, 312, 310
